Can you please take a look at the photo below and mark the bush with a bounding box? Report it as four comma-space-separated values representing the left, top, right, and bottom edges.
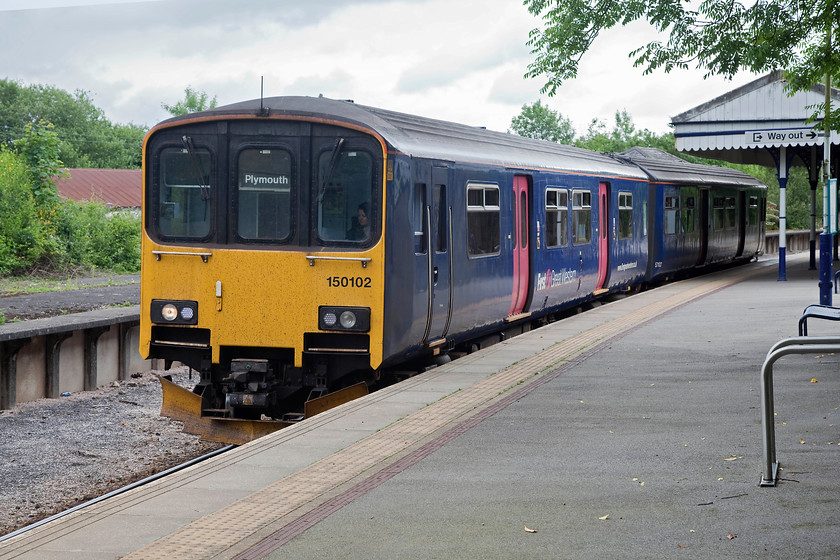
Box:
0, 148, 47, 274
55, 200, 140, 273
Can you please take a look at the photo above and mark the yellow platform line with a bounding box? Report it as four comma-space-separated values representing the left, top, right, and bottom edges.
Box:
120, 266, 765, 560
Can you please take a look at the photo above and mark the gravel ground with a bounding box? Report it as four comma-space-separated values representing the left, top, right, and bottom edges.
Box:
0, 366, 223, 537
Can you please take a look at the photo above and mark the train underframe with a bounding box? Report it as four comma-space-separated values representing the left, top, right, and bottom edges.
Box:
153, 342, 376, 421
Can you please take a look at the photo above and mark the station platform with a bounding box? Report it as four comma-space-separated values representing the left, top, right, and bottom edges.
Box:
2, 253, 839, 559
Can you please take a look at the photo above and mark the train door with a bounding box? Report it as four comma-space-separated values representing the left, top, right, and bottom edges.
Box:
696, 189, 709, 266
596, 182, 610, 292
508, 175, 530, 318
426, 166, 452, 345
736, 191, 746, 257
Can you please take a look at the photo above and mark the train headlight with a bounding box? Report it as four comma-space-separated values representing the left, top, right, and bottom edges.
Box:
151, 300, 198, 325
339, 310, 357, 329
319, 306, 370, 332
161, 304, 179, 321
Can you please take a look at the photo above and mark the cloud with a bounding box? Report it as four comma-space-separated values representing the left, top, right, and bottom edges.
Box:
1, 0, 760, 137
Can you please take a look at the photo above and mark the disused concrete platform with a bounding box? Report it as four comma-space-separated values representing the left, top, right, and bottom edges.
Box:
3, 253, 838, 560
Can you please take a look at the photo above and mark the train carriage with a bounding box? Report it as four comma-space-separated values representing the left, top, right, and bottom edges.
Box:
140, 96, 765, 441
618, 147, 767, 282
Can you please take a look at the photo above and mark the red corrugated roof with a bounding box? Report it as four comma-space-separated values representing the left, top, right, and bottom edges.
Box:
55, 168, 141, 208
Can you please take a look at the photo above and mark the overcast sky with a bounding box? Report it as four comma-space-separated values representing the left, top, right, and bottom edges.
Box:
2, 0, 760, 135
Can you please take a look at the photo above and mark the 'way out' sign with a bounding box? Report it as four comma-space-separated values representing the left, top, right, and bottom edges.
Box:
745, 128, 823, 145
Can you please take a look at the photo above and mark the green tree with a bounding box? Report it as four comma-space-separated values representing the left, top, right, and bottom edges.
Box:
524, 0, 840, 129
162, 86, 218, 116
0, 147, 47, 274
0, 79, 146, 169
572, 109, 675, 154
509, 100, 576, 143
14, 120, 66, 213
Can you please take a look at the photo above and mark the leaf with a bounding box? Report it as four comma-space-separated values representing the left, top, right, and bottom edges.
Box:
524, 525, 537, 533
599, 514, 610, 520
727, 533, 736, 540
811, 378, 819, 383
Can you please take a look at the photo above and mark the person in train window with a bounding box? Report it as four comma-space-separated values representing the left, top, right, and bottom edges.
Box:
346, 202, 370, 240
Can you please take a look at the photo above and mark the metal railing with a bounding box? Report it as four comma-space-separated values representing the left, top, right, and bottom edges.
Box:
759, 336, 840, 487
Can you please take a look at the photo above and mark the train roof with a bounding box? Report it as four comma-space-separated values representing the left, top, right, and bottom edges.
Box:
157, 96, 765, 189
159, 96, 648, 181
617, 147, 765, 188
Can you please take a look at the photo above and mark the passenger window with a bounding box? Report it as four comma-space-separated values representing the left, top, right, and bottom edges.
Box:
749, 195, 759, 226
545, 188, 568, 248
414, 184, 427, 254
665, 195, 679, 235
316, 147, 374, 243
572, 190, 591, 245
682, 196, 695, 234
467, 183, 500, 256
713, 196, 726, 230
434, 185, 447, 253
618, 192, 633, 239
236, 148, 293, 241
157, 146, 213, 239
726, 197, 736, 229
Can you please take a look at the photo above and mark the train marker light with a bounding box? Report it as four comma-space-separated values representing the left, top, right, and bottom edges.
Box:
322, 311, 338, 327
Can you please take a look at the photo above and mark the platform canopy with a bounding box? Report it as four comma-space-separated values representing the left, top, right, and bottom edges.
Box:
671, 70, 840, 285
672, 70, 840, 168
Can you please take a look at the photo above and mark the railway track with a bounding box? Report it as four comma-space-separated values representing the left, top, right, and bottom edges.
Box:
0, 444, 235, 544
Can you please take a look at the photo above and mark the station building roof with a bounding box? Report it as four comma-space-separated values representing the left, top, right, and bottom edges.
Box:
56, 168, 141, 208
672, 70, 840, 167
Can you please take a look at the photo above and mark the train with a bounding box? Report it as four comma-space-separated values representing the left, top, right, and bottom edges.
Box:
139, 96, 766, 442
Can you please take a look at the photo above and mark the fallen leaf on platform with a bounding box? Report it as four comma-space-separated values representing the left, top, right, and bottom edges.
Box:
727, 533, 736, 540
723, 456, 740, 462
811, 378, 819, 383
800, 439, 806, 444
599, 514, 610, 520
524, 526, 537, 533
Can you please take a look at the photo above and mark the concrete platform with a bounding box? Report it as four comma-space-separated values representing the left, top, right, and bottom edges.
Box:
2, 253, 839, 559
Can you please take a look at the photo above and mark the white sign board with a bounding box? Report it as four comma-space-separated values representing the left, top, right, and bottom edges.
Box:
831, 178, 838, 235
745, 129, 822, 144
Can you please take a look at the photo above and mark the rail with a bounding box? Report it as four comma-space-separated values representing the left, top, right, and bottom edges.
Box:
762, 230, 812, 254
759, 336, 840, 487
798, 304, 840, 335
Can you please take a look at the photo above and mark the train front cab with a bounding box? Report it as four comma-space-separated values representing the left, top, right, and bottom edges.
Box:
140, 116, 388, 421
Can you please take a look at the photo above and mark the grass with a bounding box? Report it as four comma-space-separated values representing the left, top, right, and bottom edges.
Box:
0, 267, 139, 297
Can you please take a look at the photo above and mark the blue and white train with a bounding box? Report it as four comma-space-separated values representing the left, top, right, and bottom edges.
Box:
140, 96, 766, 434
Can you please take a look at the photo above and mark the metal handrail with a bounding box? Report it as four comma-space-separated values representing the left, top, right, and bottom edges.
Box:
305, 255, 371, 268
759, 336, 840, 487
152, 250, 212, 263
